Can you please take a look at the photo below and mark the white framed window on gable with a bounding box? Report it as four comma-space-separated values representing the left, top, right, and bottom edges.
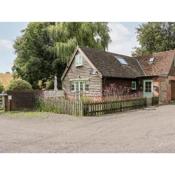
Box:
70, 80, 89, 92
131, 81, 137, 90
75, 53, 83, 67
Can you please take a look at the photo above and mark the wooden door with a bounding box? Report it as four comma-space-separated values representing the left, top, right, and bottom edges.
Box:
171, 81, 175, 100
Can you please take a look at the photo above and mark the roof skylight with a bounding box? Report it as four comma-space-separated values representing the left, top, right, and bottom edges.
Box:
149, 57, 154, 63
115, 56, 128, 65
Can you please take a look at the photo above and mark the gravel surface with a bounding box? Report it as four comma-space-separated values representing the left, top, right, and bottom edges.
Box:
0, 105, 175, 153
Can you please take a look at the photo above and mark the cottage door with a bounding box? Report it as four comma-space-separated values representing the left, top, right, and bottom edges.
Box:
143, 80, 153, 98
171, 81, 175, 100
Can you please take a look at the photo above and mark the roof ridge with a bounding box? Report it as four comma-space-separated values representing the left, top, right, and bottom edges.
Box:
80, 47, 132, 58
153, 49, 175, 55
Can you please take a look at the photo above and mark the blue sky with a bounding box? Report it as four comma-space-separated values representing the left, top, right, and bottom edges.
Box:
0, 22, 141, 73
0, 22, 28, 73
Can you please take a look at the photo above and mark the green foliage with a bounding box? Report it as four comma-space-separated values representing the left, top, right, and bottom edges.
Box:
7, 79, 32, 91
45, 80, 54, 90
0, 82, 4, 93
36, 98, 62, 113
132, 22, 175, 56
13, 22, 111, 89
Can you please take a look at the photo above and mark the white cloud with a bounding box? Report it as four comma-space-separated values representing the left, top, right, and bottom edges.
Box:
0, 39, 13, 50
108, 23, 139, 56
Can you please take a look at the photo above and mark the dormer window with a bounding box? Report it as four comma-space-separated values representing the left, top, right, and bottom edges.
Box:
149, 57, 154, 64
75, 53, 83, 67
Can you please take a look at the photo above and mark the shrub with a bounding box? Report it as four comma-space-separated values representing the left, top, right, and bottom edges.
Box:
7, 79, 32, 91
36, 98, 62, 113
0, 82, 4, 93
45, 80, 54, 90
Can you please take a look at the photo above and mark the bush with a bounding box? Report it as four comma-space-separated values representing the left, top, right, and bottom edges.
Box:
0, 82, 4, 93
45, 80, 54, 90
7, 79, 32, 91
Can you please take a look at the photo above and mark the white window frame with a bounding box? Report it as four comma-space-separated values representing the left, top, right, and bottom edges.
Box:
131, 81, 137, 90
70, 80, 89, 92
144, 81, 152, 93
75, 54, 83, 67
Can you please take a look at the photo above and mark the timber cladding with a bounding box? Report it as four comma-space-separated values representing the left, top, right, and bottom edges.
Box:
62, 52, 102, 97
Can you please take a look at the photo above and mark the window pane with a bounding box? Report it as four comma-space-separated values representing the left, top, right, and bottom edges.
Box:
85, 83, 89, 91
145, 82, 151, 92
75, 54, 83, 66
70, 82, 74, 91
131, 81, 136, 89
76, 82, 79, 91
80, 82, 84, 91
75, 55, 78, 65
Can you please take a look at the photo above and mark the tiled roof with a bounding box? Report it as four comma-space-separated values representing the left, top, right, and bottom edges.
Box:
136, 50, 175, 76
80, 47, 145, 78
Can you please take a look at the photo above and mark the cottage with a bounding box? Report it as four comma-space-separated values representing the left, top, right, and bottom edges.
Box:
61, 47, 175, 103
137, 50, 175, 103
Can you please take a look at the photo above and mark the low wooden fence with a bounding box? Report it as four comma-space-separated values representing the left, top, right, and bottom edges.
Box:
83, 98, 147, 116
38, 97, 152, 116
0, 95, 3, 110
37, 98, 83, 116
4, 90, 159, 116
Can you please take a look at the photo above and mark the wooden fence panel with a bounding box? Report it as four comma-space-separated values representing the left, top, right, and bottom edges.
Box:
82, 98, 147, 116
0, 96, 3, 110
37, 97, 158, 116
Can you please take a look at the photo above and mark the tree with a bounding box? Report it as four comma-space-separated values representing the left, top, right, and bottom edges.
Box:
7, 79, 32, 91
132, 22, 175, 56
13, 22, 111, 89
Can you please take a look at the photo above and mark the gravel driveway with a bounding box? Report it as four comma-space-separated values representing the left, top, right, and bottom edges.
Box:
0, 104, 175, 153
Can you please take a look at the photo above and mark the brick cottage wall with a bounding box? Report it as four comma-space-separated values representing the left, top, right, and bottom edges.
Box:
152, 76, 175, 104
102, 78, 143, 98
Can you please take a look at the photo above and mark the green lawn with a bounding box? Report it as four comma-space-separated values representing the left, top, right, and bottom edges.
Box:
0, 111, 50, 118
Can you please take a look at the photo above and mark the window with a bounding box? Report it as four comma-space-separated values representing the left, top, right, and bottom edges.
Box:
70, 82, 75, 92
149, 57, 154, 64
85, 83, 89, 91
70, 81, 89, 92
115, 56, 128, 65
80, 82, 84, 91
75, 82, 79, 91
145, 81, 152, 92
131, 81, 137, 90
75, 54, 83, 67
